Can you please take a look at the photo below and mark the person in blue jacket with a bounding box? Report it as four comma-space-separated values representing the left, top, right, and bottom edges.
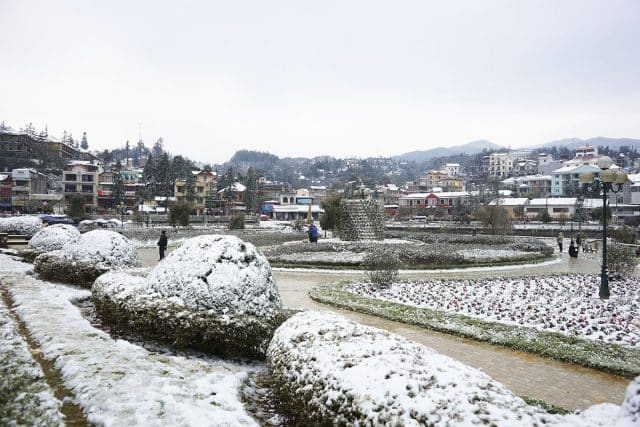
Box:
308, 223, 319, 243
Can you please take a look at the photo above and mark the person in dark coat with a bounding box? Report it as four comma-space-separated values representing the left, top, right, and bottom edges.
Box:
308, 224, 319, 243
157, 230, 168, 260
568, 240, 578, 258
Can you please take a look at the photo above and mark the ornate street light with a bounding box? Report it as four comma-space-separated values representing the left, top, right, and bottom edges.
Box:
579, 156, 627, 299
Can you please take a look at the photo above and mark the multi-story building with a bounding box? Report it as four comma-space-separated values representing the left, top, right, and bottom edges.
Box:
174, 170, 217, 215
512, 158, 538, 176
63, 161, 101, 212
0, 173, 13, 211
97, 169, 142, 211
500, 174, 552, 197
11, 168, 48, 211
441, 163, 460, 177
438, 177, 465, 192
550, 165, 602, 196
487, 153, 514, 178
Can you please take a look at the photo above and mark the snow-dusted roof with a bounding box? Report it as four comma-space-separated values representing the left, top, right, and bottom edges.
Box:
528, 197, 577, 206
581, 198, 604, 209
217, 182, 246, 193
273, 205, 323, 213
489, 198, 529, 206
521, 174, 551, 181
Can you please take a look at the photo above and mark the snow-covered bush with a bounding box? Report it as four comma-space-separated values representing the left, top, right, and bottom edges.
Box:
618, 375, 640, 425
363, 249, 399, 287
93, 235, 285, 358
607, 244, 638, 278
0, 216, 43, 237
34, 230, 139, 287
20, 224, 81, 262
268, 311, 561, 425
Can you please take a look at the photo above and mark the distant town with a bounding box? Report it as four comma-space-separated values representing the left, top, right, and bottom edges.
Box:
2, 121, 640, 226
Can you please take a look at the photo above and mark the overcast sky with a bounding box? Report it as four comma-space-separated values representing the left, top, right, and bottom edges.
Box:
1, 0, 639, 164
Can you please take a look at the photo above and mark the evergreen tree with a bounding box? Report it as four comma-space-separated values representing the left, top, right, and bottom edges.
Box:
142, 154, 157, 199
80, 132, 89, 150
185, 172, 197, 202
242, 167, 260, 213
156, 153, 172, 197
169, 201, 193, 227
112, 160, 125, 208
152, 137, 165, 158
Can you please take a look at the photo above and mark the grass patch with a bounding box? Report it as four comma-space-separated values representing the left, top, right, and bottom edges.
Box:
309, 284, 640, 378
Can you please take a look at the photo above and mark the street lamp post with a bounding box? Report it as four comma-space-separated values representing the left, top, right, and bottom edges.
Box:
579, 156, 627, 299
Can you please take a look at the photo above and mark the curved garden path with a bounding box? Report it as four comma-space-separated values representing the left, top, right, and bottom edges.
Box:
138, 247, 630, 411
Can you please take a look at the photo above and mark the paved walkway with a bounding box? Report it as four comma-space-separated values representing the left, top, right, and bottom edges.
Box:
138, 247, 631, 411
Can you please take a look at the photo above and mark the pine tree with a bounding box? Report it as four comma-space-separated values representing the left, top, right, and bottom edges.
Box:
112, 161, 125, 208
243, 167, 260, 213
81, 132, 88, 150
152, 137, 164, 158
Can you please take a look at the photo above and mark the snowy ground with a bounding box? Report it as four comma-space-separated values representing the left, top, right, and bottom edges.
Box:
1, 246, 638, 425
0, 255, 260, 426
346, 274, 640, 349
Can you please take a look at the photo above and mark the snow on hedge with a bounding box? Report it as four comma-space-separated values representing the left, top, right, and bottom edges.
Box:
2, 273, 259, 426
33, 230, 140, 287
268, 311, 631, 426
93, 235, 284, 358
0, 215, 43, 237
0, 296, 63, 426
347, 275, 640, 349
618, 376, 640, 426
28, 224, 81, 253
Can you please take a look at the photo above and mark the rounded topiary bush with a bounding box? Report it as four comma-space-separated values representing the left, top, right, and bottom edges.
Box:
34, 230, 140, 287
0, 216, 43, 237
268, 311, 563, 426
93, 234, 284, 358
21, 224, 81, 262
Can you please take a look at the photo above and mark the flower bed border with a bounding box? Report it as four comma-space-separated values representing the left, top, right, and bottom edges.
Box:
309, 284, 640, 378
269, 253, 551, 270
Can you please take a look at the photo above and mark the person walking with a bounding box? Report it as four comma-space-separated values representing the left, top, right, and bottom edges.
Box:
157, 230, 168, 260
557, 232, 564, 253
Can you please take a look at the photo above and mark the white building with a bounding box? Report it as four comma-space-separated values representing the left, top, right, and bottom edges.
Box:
525, 198, 577, 220
488, 153, 514, 178
441, 163, 460, 177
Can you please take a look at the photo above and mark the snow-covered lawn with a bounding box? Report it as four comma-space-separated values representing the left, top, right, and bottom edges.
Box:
0, 287, 63, 425
346, 275, 640, 349
0, 267, 259, 426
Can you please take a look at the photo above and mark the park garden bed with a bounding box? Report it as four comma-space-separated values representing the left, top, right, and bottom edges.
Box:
310, 274, 640, 378
2, 251, 639, 425
262, 236, 553, 269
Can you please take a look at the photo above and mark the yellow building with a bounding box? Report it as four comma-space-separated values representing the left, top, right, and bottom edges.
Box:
174, 170, 217, 215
